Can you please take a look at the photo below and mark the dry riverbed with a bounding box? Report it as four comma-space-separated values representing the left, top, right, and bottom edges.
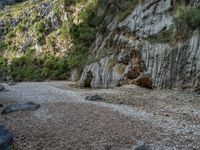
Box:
0, 81, 200, 150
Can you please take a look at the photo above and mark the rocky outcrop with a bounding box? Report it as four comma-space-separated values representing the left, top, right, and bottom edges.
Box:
140, 30, 200, 91
118, 0, 173, 38
80, 0, 200, 92
0, 0, 63, 57
80, 51, 152, 88
81, 0, 172, 89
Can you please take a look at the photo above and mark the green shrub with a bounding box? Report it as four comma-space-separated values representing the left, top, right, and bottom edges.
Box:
34, 19, 46, 44
0, 42, 8, 51
117, 0, 140, 21
145, 28, 174, 43
175, 6, 200, 29
175, 6, 200, 37
106, 58, 117, 70
0, 57, 7, 78
10, 56, 44, 81
42, 54, 68, 79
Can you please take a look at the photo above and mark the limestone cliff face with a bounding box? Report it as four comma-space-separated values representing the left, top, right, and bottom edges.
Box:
80, 0, 200, 92
0, 1, 64, 57
1, 0, 200, 92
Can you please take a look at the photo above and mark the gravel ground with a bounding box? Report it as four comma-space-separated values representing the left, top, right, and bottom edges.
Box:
0, 81, 200, 149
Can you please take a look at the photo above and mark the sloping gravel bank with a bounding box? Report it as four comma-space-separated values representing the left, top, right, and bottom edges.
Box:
0, 81, 200, 149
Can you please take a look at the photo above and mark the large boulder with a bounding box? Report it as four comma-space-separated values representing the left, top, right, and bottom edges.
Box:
133, 73, 153, 89
1, 102, 40, 115
0, 124, 13, 149
132, 141, 150, 150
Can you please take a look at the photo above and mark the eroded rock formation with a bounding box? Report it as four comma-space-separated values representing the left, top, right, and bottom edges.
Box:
80, 0, 200, 92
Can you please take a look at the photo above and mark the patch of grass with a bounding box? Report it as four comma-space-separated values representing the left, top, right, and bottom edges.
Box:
145, 28, 174, 44
106, 58, 117, 70
117, 0, 140, 21
0, 57, 7, 78
174, 6, 200, 39
34, 19, 46, 44
0, 42, 8, 51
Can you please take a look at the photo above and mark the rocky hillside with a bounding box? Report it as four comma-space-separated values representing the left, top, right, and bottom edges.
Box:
0, 0, 200, 92
80, 0, 200, 93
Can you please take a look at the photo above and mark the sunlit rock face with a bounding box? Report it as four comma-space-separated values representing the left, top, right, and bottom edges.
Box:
118, 0, 173, 38
139, 30, 200, 91
80, 0, 200, 92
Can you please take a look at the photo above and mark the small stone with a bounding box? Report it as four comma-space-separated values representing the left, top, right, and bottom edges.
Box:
164, 113, 169, 117
132, 141, 149, 150
1, 102, 40, 115
183, 113, 187, 115
85, 95, 103, 101
0, 104, 3, 108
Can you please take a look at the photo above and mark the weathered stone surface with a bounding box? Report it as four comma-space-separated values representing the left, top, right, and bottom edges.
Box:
118, 0, 173, 38
140, 30, 200, 90
0, 124, 13, 150
80, 0, 200, 92
1, 102, 40, 115
70, 69, 82, 82
80, 56, 126, 88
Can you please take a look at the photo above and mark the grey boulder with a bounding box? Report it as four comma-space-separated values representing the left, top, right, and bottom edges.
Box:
0, 124, 13, 150
85, 95, 103, 101
1, 102, 40, 115
132, 141, 150, 150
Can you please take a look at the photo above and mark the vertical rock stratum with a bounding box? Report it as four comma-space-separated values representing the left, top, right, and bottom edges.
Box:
80, 0, 200, 92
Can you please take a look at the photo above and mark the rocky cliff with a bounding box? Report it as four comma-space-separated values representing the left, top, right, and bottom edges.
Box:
80, 0, 200, 93
0, 0, 200, 92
